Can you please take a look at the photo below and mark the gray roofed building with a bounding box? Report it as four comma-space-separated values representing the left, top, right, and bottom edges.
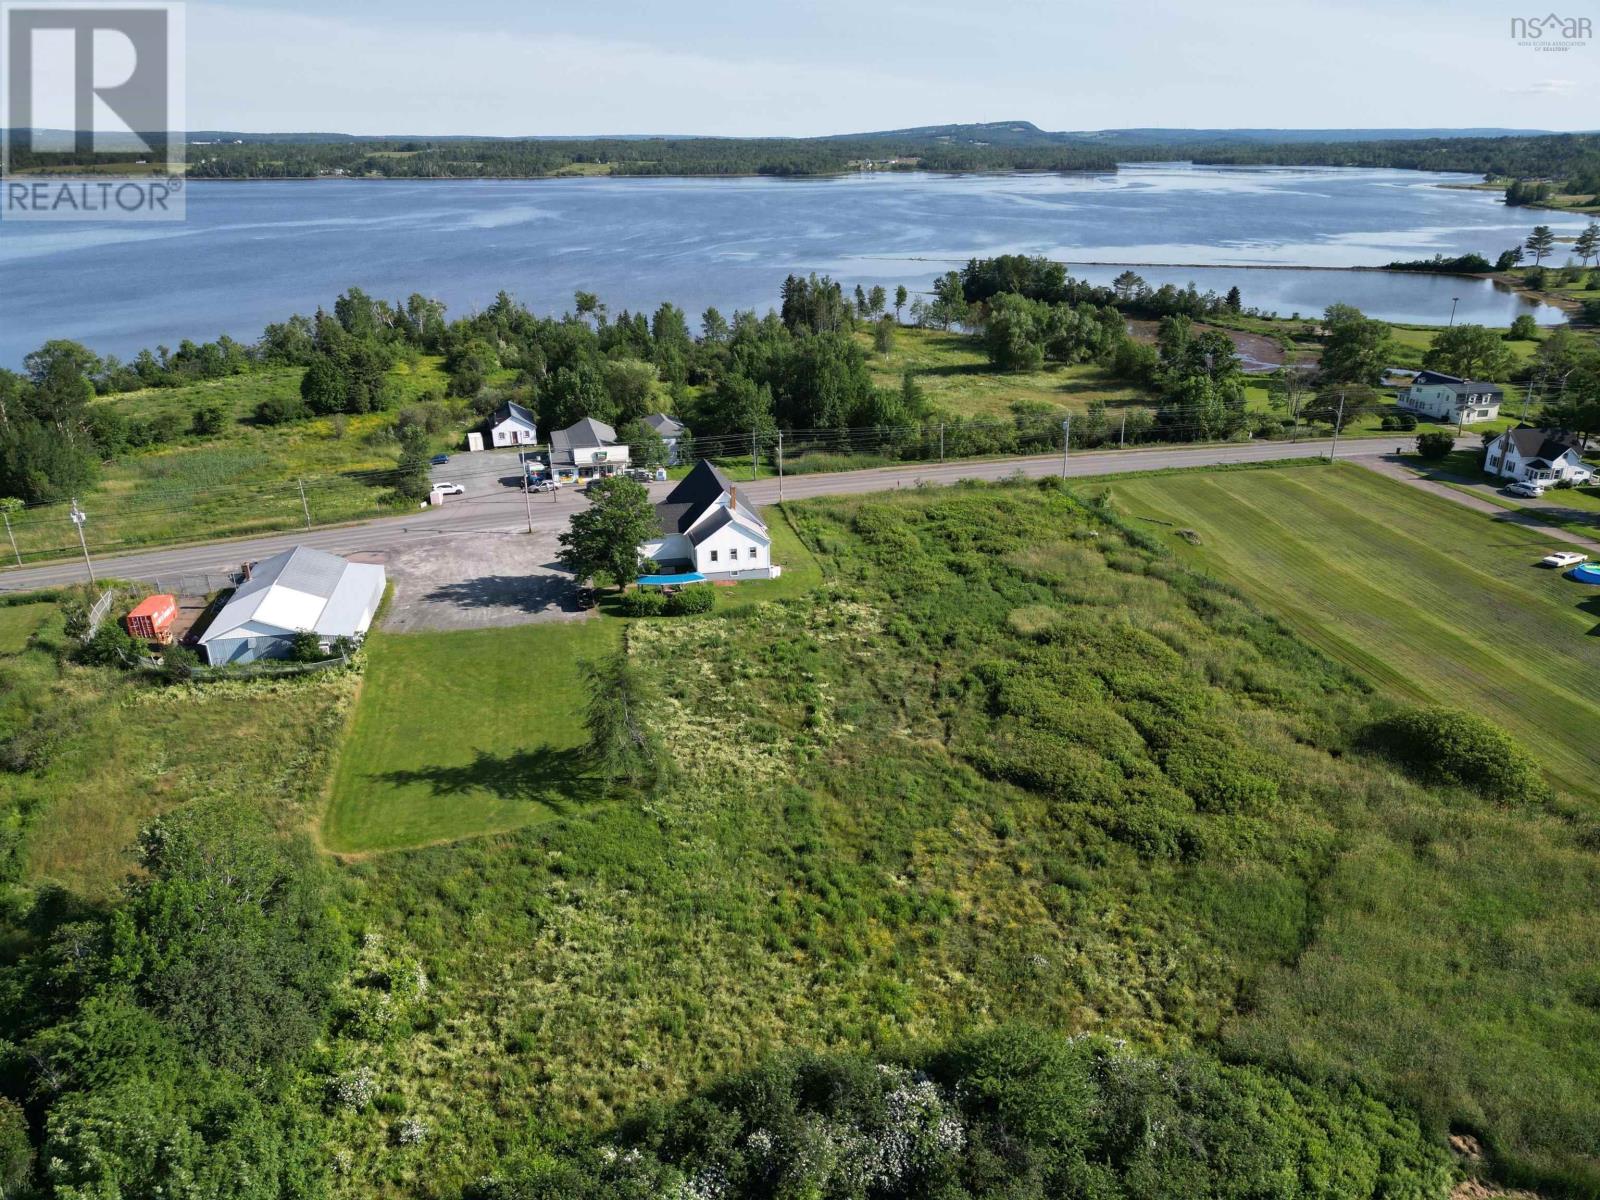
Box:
1486, 426, 1594, 484
639, 460, 775, 581
643, 413, 686, 437
197, 546, 386, 665
489, 401, 539, 447
549, 417, 631, 475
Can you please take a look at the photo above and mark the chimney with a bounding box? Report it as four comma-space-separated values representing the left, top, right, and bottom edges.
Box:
241, 561, 253, 581
729, 485, 737, 510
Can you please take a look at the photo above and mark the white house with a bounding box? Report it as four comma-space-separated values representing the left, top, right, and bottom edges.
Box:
489, 401, 539, 447
643, 413, 688, 464
1397, 370, 1503, 424
1485, 427, 1595, 484
550, 417, 631, 479
198, 546, 386, 665
640, 460, 776, 580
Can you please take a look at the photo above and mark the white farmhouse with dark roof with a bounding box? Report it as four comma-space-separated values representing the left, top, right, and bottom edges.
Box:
198, 546, 385, 665
640, 461, 776, 580
1397, 371, 1503, 424
550, 417, 630, 479
489, 401, 539, 447
643, 413, 688, 464
1485, 427, 1595, 484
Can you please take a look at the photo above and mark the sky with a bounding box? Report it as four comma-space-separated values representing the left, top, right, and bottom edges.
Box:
177, 0, 1597, 136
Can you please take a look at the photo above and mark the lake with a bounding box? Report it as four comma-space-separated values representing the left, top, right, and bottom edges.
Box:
0, 163, 1588, 365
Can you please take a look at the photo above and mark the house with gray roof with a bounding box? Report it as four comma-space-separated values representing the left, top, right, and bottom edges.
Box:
550, 417, 630, 479
198, 546, 385, 665
1485, 427, 1594, 485
1398, 370, 1503, 424
643, 413, 688, 464
639, 460, 776, 580
489, 401, 539, 448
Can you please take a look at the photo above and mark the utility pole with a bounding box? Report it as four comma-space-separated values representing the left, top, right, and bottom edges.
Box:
298, 478, 312, 529
69, 499, 95, 584
751, 430, 758, 482
521, 474, 534, 534
777, 431, 784, 505
1061, 415, 1071, 478
1, 507, 19, 568
1119, 411, 1127, 449
938, 422, 945, 464
1328, 393, 1345, 461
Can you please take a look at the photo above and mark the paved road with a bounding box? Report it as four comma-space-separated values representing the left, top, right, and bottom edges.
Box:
0, 439, 1385, 592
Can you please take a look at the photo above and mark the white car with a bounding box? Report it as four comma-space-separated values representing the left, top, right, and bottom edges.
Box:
529, 479, 562, 493
1505, 480, 1547, 499
434, 482, 465, 496
1541, 550, 1587, 569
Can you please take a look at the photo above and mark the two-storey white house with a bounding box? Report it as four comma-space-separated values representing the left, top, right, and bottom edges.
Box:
489, 401, 539, 447
1397, 370, 1503, 424
640, 461, 776, 580
550, 418, 631, 479
1485, 427, 1594, 484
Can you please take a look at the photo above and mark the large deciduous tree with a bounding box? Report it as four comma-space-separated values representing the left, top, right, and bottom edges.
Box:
557, 475, 659, 590
1424, 324, 1514, 380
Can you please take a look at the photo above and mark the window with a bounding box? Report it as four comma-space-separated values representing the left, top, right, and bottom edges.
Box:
709, 550, 719, 563
748, 547, 758, 559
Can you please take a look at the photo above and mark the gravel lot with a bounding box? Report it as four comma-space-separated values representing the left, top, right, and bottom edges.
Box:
380, 528, 590, 633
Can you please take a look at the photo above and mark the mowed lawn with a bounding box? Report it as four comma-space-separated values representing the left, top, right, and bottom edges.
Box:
1111, 463, 1600, 801
322, 619, 620, 853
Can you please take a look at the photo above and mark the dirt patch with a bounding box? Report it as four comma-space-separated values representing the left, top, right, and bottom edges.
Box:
1125, 319, 1288, 374
1448, 1135, 1541, 1200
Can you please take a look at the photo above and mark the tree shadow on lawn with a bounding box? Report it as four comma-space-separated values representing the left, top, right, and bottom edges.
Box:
1578, 591, 1600, 637
373, 745, 591, 810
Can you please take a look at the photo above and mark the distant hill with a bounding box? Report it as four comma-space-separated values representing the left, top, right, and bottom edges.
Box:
9, 123, 1580, 148
830, 121, 1570, 147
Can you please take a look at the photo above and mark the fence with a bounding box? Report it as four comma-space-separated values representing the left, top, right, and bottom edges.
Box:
120, 572, 241, 599
129, 651, 352, 681
83, 589, 117, 641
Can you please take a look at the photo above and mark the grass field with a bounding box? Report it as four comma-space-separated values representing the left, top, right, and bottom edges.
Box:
862, 326, 1152, 417
4, 358, 459, 563
1109, 462, 1600, 801
322, 619, 621, 854
0, 598, 356, 896
0, 603, 51, 653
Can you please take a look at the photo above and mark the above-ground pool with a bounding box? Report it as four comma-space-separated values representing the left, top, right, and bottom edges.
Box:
1569, 563, 1600, 585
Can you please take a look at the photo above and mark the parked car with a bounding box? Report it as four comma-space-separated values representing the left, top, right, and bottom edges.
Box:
434, 482, 465, 496
529, 479, 561, 493
431, 454, 450, 466
1541, 550, 1587, 569
1505, 480, 1547, 498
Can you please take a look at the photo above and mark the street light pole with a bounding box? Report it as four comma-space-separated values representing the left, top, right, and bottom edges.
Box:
69, 499, 95, 584
777, 431, 784, 505
1449, 297, 1460, 327
1328, 394, 1346, 462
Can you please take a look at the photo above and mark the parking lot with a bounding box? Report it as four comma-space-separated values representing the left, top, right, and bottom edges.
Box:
380, 527, 590, 633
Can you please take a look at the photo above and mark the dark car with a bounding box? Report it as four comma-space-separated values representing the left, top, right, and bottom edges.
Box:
430, 454, 450, 466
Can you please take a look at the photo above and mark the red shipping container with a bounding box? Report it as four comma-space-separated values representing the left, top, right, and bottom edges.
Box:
125, 594, 177, 644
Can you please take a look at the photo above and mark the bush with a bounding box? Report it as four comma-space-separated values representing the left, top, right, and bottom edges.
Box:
663, 584, 715, 615
1365, 705, 1551, 802
1380, 414, 1399, 430
619, 589, 666, 617
286, 630, 326, 662
160, 643, 200, 683
77, 619, 137, 667
1415, 431, 1455, 461
190, 403, 227, 436
254, 391, 311, 426
1396, 411, 1418, 431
